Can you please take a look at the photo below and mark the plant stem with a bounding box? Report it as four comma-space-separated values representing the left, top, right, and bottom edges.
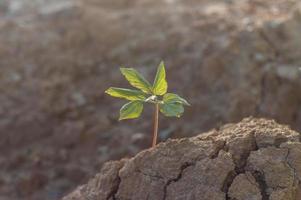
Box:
152, 103, 159, 147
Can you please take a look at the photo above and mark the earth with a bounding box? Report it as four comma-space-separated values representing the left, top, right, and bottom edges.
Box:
0, 0, 301, 199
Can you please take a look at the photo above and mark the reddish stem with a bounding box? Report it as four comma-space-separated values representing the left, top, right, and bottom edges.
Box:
152, 103, 159, 147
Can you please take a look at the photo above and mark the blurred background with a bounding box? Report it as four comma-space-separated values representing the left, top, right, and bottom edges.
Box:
0, 0, 301, 199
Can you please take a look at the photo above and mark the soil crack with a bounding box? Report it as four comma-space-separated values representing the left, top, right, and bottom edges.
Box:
162, 162, 193, 200
252, 171, 269, 200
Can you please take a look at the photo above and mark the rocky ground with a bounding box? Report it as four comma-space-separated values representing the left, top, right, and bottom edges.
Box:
63, 118, 301, 200
1, 0, 301, 199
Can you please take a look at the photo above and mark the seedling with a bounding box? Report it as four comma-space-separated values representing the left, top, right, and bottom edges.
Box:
105, 61, 190, 147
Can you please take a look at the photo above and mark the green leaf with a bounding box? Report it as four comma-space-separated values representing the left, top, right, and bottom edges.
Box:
152, 61, 168, 95
163, 93, 190, 106
105, 87, 146, 101
159, 102, 184, 118
120, 68, 152, 94
119, 101, 143, 120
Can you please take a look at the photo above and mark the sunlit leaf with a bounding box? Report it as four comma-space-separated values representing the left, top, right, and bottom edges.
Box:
163, 93, 190, 106
120, 68, 152, 94
105, 87, 146, 101
119, 101, 143, 120
159, 102, 184, 118
152, 61, 168, 95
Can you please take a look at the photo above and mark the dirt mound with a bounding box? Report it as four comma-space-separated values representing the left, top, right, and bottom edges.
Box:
63, 118, 301, 200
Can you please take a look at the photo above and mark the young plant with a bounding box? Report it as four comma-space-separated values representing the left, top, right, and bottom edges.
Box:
105, 61, 190, 147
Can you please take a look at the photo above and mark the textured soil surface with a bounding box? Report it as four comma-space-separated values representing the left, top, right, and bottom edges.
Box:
1, 0, 301, 199
63, 118, 301, 200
